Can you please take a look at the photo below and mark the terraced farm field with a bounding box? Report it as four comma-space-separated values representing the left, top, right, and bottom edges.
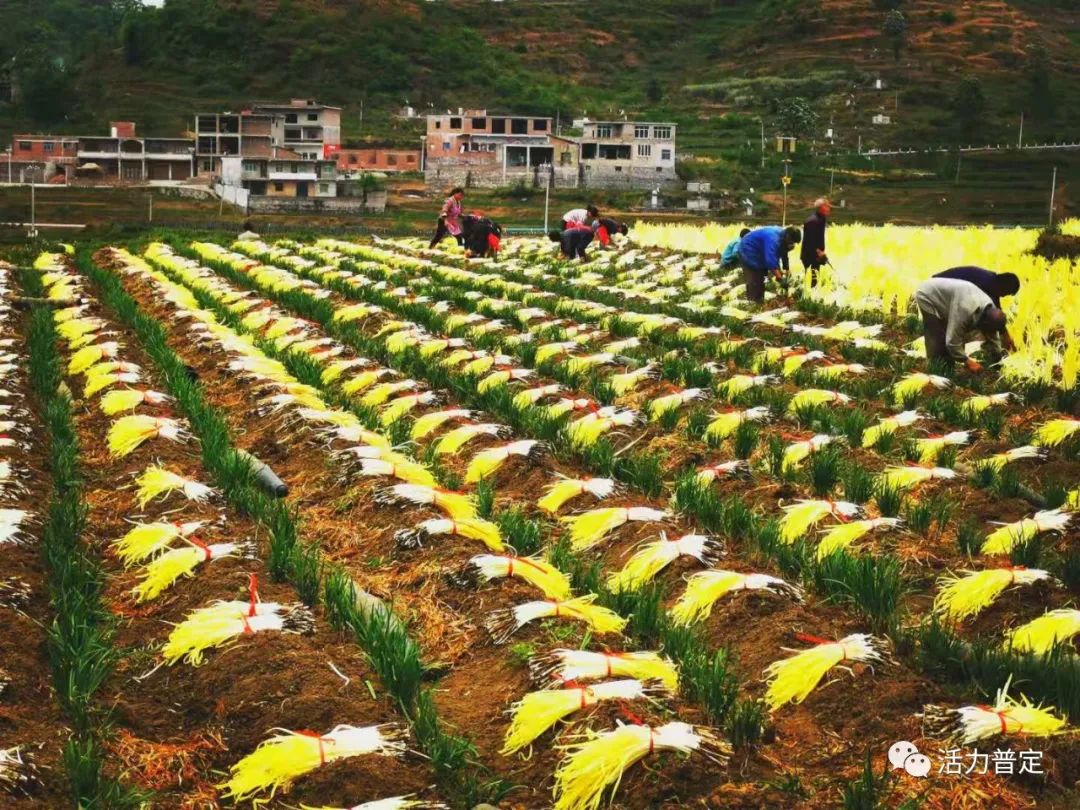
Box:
2, 225, 1078, 809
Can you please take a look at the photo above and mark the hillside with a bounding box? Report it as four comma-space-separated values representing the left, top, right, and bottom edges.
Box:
1, 0, 1076, 220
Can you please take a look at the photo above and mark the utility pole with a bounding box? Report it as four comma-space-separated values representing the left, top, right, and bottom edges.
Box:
148, 193, 153, 224
29, 168, 37, 239
1049, 166, 1057, 228
1018, 111, 1024, 149
955, 153, 962, 184
829, 167, 835, 196
781, 159, 791, 227
759, 118, 765, 169
543, 164, 552, 232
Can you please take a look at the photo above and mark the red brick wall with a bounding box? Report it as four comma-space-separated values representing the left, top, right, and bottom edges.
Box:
11, 136, 78, 161
336, 148, 420, 172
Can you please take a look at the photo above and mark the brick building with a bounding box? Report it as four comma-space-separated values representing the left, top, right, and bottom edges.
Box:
335, 147, 420, 174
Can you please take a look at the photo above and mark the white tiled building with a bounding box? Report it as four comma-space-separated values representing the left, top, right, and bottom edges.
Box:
577, 120, 677, 185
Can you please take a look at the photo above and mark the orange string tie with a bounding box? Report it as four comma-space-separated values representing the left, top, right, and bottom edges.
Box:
191, 538, 213, 562
247, 573, 259, 617
297, 730, 329, 765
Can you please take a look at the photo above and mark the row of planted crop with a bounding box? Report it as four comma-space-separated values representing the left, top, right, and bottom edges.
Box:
36, 250, 449, 809
234, 237, 1080, 627
106, 243, 758, 810
0, 258, 71, 804
166, 236, 1080, 768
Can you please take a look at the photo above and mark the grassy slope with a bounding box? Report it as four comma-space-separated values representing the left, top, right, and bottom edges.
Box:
1, 0, 1076, 224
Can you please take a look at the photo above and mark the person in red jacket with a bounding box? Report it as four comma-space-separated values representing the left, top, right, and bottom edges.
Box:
462, 214, 503, 259
594, 217, 629, 249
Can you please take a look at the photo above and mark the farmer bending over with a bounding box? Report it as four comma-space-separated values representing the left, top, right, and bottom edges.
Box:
933, 266, 1020, 349
561, 205, 599, 231
914, 277, 1007, 373
738, 226, 801, 303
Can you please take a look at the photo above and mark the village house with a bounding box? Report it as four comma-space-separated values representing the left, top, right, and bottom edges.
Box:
576, 119, 678, 185
76, 121, 194, 183
422, 109, 678, 189
251, 99, 342, 161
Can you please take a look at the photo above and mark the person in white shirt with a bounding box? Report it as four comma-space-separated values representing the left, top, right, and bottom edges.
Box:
913, 277, 1007, 373
561, 205, 599, 231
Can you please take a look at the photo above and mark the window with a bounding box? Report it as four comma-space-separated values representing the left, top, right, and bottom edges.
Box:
285, 113, 298, 124
598, 144, 630, 160
307, 113, 319, 121
443, 141, 451, 151
319, 182, 330, 193
596, 125, 613, 138
491, 118, 506, 134
511, 119, 528, 135
18, 141, 30, 151
201, 159, 214, 171
615, 166, 623, 172
349, 154, 357, 164
43, 142, 55, 152
634, 125, 649, 139
242, 160, 260, 172
406, 155, 416, 163
471, 117, 486, 129
435, 120, 441, 129
450, 117, 462, 129
388, 155, 397, 166
582, 143, 597, 159
560, 151, 572, 166
653, 126, 672, 139
274, 182, 284, 191
533, 119, 548, 131
661, 149, 672, 161
637, 143, 651, 158
657, 167, 663, 172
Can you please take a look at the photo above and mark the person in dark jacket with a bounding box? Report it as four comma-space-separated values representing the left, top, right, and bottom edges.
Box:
800, 198, 830, 286
550, 226, 594, 260
933, 266, 1020, 349
933, 267, 1019, 309
594, 217, 629, 249
462, 214, 503, 259
738, 226, 801, 303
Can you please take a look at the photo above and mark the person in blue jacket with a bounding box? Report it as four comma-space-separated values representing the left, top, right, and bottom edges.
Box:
720, 228, 751, 270
738, 226, 801, 302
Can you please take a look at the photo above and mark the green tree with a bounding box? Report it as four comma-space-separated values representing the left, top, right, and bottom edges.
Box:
1027, 43, 1054, 116
882, 9, 906, 60
646, 77, 663, 104
952, 76, 986, 134
775, 96, 819, 138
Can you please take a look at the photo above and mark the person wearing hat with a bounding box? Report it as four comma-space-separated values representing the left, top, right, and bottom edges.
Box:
737, 225, 802, 303
914, 277, 1008, 373
800, 198, 831, 287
